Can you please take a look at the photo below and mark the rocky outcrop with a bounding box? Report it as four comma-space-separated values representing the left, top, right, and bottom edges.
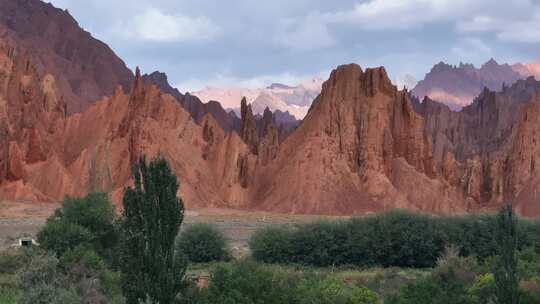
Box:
4, 33, 540, 217
0, 47, 255, 208
240, 97, 259, 154
0, 0, 134, 113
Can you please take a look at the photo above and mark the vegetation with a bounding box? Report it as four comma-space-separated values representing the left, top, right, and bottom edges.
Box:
190, 261, 381, 304
492, 205, 520, 304
4, 159, 540, 304
249, 209, 540, 268
176, 223, 230, 263
120, 156, 186, 304
37, 192, 118, 261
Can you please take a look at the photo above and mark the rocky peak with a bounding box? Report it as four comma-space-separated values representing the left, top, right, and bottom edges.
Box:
240, 97, 259, 154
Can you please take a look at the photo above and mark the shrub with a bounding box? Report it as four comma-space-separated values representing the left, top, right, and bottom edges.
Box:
201, 261, 380, 304
290, 221, 349, 267
18, 252, 81, 304
37, 219, 94, 256
177, 223, 229, 263
203, 261, 297, 304
389, 269, 471, 304
37, 192, 118, 259
441, 215, 499, 261
368, 211, 445, 268
0, 248, 33, 275
249, 210, 540, 269
249, 226, 294, 264
296, 277, 380, 304
468, 273, 495, 304
0, 287, 19, 304
59, 245, 106, 272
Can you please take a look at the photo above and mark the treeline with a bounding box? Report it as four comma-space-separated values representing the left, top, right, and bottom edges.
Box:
249, 210, 540, 268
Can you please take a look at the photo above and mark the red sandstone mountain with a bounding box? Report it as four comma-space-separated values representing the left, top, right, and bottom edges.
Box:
3, 1, 540, 216
3, 37, 540, 216
412, 59, 523, 110
0, 0, 134, 113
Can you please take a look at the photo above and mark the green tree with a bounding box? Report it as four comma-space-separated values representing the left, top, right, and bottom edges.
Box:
120, 156, 186, 304
37, 192, 118, 259
493, 204, 520, 304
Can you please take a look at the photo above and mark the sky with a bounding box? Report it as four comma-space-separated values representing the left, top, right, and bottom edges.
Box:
47, 0, 540, 92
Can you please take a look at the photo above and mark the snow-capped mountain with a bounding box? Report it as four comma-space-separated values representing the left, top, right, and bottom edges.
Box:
191, 77, 323, 119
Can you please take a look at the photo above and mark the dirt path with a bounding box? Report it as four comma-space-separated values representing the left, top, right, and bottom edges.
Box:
0, 201, 347, 253
0, 200, 59, 248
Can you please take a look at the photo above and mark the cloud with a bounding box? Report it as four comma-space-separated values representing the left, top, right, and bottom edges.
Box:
451, 37, 492, 61
274, 14, 336, 51
175, 71, 327, 93
324, 0, 471, 30
112, 8, 219, 42
456, 4, 540, 43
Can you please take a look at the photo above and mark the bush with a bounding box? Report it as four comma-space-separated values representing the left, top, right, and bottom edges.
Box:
176, 223, 229, 263
296, 276, 380, 304
290, 221, 349, 267
0, 287, 19, 304
368, 211, 445, 268
468, 274, 495, 304
249, 226, 294, 264
249, 210, 540, 269
59, 245, 106, 272
0, 248, 34, 275
37, 220, 93, 256
201, 261, 380, 304
18, 252, 81, 304
202, 261, 297, 304
37, 192, 118, 260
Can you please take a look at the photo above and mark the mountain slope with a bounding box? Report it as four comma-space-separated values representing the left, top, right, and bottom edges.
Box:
3, 44, 540, 216
0, 0, 134, 113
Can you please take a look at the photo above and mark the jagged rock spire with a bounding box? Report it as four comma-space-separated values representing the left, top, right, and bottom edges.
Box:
240, 97, 259, 154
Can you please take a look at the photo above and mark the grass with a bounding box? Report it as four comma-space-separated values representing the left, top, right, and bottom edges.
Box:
0, 287, 20, 304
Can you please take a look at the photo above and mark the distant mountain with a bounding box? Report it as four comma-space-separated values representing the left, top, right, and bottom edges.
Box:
412, 59, 522, 110
192, 78, 323, 119
0, 0, 134, 113
142, 71, 240, 132
513, 59, 540, 80
142, 71, 300, 136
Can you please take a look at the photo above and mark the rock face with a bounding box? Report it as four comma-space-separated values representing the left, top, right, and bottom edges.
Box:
3, 3, 540, 217
240, 97, 259, 154
0, 0, 134, 113
3, 45, 540, 216
0, 46, 254, 207
412, 59, 523, 110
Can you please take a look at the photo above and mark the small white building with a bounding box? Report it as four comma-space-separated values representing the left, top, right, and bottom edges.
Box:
16, 238, 38, 247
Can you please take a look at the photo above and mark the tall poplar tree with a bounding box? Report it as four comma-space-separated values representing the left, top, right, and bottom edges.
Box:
120, 155, 185, 304
493, 204, 520, 304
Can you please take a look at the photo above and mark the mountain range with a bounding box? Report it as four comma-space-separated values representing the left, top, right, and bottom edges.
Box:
412, 58, 540, 110
2, 0, 540, 217
192, 78, 323, 119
